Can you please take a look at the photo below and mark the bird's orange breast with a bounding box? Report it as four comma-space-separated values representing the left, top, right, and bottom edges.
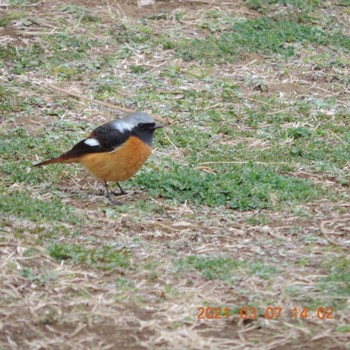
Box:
79, 136, 152, 182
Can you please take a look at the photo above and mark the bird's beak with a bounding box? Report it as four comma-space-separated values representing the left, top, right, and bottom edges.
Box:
152, 124, 164, 130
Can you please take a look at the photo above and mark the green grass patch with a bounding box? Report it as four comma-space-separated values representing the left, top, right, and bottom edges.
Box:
284, 256, 350, 309
0, 32, 99, 76
91, 77, 124, 99
0, 191, 79, 223
185, 107, 349, 181
0, 126, 90, 185
43, 33, 99, 73
318, 256, 350, 300
0, 86, 26, 115
244, 0, 321, 13
45, 33, 98, 54
9, 0, 38, 5
47, 243, 131, 270
59, 4, 101, 23
20, 267, 57, 284
2, 43, 45, 74
176, 16, 350, 62
135, 162, 323, 210
336, 325, 350, 333
111, 24, 153, 45
1, 128, 67, 185
0, 11, 28, 26
177, 255, 279, 282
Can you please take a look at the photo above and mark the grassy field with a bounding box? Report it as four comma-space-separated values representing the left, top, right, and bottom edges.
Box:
1, 0, 349, 349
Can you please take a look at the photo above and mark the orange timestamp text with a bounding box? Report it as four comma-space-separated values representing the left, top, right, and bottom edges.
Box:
197, 306, 335, 320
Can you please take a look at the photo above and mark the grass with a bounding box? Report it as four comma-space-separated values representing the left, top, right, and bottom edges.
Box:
20, 267, 57, 285
318, 256, 350, 301
177, 255, 279, 282
1, 0, 349, 349
47, 243, 131, 270
281, 256, 350, 310
1, 127, 81, 185
174, 16, 350, 62
0, 86, 26, 115
0, 191, 79, 224
59, 4, 101, 23
245, 0, 321, 13
135, 162, 324, 210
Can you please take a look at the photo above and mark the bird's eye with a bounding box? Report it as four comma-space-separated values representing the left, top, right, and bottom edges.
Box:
139, 123, 145, 128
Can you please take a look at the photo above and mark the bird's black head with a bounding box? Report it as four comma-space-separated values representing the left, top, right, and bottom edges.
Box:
110, 112, 163, 146
132, 121, 163, 146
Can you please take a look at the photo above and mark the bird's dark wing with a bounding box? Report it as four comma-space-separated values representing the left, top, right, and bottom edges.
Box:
91, 123, 131, 151
61, 122, 131, 159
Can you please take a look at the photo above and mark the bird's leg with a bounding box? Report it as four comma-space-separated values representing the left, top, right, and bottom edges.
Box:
117, 182, 127, 194
104, 181, 112, 200
112, 182, 127, 196
104, 182, 121, 205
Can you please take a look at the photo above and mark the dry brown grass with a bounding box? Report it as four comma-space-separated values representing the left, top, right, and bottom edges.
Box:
2, 199, 349, 348
1, 0, 349, 349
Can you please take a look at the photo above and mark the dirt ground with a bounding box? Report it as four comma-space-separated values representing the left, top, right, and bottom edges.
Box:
1, 0, 349, 349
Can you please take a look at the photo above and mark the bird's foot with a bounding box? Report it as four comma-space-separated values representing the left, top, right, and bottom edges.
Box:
111, 190, 128, 197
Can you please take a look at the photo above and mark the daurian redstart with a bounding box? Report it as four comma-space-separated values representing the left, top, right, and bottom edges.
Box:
34, 112, 163, 202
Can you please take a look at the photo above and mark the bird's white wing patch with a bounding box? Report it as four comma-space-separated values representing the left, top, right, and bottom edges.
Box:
84, 138, 100, 147
112, 120, 134, 133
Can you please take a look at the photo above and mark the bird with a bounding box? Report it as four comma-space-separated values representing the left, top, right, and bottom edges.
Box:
34, 111, 163, 203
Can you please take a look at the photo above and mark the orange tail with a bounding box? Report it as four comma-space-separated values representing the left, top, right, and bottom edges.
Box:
33, 155, 79, 167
